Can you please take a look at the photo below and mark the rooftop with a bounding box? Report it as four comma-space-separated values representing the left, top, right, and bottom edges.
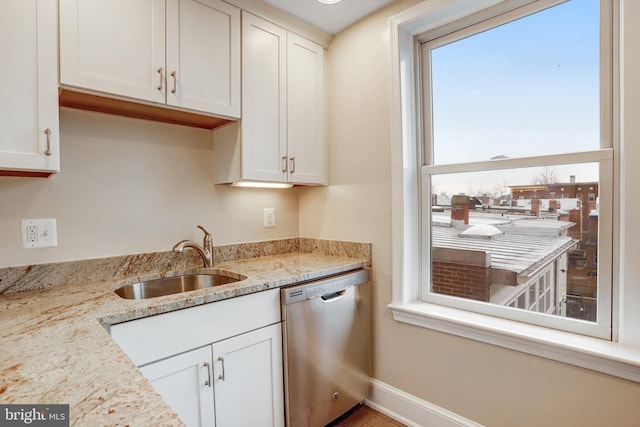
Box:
432, 225, 576, 283
432, 211, 575, 237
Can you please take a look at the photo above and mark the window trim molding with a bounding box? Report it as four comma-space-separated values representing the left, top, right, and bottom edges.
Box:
389, 302, 640, 382
389, 0, 640, 382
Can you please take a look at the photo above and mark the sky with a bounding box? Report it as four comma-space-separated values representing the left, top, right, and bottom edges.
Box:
428, 0, 601, 196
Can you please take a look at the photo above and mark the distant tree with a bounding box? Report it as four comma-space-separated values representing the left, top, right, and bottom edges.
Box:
531, 166, 560, 185
466, 183, 486, 197
495, 181, 509, 197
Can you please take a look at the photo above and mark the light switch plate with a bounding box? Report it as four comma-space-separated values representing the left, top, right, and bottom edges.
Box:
21, 218, 58, 249
263, 208, 275, 228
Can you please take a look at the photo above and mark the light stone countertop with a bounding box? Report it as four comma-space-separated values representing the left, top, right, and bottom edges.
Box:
0, 252, 370, 426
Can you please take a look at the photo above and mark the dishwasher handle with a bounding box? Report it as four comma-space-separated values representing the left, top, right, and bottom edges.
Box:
321, 289, 346, 302
282, 269, 370, 305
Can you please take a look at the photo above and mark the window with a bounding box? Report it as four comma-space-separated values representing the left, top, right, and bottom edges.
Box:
388, 0, 640, 382
419, 0, 613, 338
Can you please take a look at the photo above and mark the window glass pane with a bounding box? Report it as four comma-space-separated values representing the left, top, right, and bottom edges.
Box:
528, 281, 537, 310
429, 164, 600, 322
430, 0, 600, 165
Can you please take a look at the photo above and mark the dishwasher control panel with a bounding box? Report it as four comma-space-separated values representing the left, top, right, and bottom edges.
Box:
282, 269, 370, 304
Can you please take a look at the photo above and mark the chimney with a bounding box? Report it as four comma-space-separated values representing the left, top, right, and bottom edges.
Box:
451, 195, 470, 225
531, 198, 541, 216
570, 175, 576, 183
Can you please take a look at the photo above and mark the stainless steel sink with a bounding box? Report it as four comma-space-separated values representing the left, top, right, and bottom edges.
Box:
114, 272, 247, 300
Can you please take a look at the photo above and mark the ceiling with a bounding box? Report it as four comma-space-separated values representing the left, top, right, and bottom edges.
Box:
263, 0, 395, 35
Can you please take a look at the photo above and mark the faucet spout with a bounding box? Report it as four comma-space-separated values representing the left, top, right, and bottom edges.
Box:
172, 226, 214, 268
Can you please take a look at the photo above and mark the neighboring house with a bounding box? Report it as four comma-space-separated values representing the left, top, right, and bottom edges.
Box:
431, 207, 578, 317
510, 176, 599, 201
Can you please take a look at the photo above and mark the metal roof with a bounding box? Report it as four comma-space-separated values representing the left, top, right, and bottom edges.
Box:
432, 211, 574, 237
432, 225, 577, 283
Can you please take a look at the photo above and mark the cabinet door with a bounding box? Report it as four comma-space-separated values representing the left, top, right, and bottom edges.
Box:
287, 33, 327, 185
241, 13, 287, 183
212, 323, 284, 427
139, 346, 215, 427
0, 0, 59, 175
166, 0, 240, 118
59, 0, 166, 104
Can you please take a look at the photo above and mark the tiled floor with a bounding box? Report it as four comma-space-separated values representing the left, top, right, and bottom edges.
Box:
330, 404, 406, 427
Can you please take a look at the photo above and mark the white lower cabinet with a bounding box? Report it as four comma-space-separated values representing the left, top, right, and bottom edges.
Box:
212, 324, 284, 427
140, 324, 283, 427
110, 289, 284, 427
140, 346, 215, 427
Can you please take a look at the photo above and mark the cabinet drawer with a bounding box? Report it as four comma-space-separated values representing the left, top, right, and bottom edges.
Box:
110, 289, 280, 366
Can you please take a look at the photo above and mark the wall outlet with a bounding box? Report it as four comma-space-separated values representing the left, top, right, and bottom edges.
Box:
21, 218, 58, 249
263, 208, 275, 228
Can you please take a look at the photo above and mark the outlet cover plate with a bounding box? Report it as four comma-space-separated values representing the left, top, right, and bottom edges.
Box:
21, 218, 58, 249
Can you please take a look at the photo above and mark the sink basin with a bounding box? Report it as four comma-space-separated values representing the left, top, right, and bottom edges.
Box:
114, 272, 246, 300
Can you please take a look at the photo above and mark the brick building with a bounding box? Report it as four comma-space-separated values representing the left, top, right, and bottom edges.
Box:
510, 175, 598, 202
432, 223, 576, 313
509, 177, 599, 314
431, 195, 578, 316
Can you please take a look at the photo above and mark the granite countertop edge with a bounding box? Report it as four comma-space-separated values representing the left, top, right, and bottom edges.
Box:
101, 253, 369, 324
0, 252, 370, 426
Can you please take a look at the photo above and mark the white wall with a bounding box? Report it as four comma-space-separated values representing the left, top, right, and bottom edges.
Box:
0, 108, 299, 267
299, 0, 640, 425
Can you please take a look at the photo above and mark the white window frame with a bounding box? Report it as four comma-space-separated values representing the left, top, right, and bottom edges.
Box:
389, 0, 640, 383
419, 1, 612, 339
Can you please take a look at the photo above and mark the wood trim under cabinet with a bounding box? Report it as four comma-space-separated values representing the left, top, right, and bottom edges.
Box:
0, 170, 53, 178
59, 88, 235, 130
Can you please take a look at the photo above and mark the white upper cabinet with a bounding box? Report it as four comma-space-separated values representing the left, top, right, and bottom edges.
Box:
286, 32, 326, 185
59, 0, 240, 118
166, 0, 240, 117
0, 0, 60, 177
240, 13, 288, 183
213, 12, 326, 186
59, 0, 166, 104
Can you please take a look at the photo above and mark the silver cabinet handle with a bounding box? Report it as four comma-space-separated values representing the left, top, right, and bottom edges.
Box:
44, 128, 52, 156
203, 361, 212, 387
170, 71, 177, 94
217, 356, 225, 381
157, 67, 163, 91
290, 157, 295, 173
281, 156, 288, 173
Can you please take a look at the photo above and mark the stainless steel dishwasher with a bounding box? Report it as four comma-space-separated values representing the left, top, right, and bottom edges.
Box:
281, 268, 371, 427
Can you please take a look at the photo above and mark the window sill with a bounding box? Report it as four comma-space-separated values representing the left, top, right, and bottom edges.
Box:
389, 301, 640, 383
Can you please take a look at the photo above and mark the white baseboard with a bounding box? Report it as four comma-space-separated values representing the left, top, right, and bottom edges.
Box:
365, 378, 484, 427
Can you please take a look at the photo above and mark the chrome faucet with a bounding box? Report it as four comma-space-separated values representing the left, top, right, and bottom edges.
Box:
173, 225, 213, 268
